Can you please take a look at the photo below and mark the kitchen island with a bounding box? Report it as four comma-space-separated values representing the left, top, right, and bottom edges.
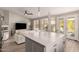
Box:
16, 30, 65, 52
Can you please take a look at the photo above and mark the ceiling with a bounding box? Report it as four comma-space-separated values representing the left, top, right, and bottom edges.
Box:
0, 7, 79, 19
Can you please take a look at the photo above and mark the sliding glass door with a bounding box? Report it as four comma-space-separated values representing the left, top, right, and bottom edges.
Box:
57, 15, 76, 40
39, 18, 48, 31
33, 14, 79, 41
40, 19, 44, 30
66, 17, 75, 39
33, 17, 56, 32
33, 20, 39, 30
43, 18, 48, 31
59, 18, 64, 33
67, 18, 75, 33
51, 17, 56, 32
58, 15, 79, 40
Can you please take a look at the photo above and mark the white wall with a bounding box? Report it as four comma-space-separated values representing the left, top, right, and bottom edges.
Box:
0, 10, 9, 25
9, 12, 30, 30
9, 12, 31, 36
9, 12, 29, 23
0, 9, 30, 36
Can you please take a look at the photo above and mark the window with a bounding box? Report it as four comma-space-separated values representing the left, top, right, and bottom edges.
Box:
40, 18, 48, 31
43, 18, 48, 31
40, 19, 44, 30
51, 17, 56, 32
67, 17, 75, 37
33, 20, 39, 30
59, 18, 64, 33
67, 18, 75, 33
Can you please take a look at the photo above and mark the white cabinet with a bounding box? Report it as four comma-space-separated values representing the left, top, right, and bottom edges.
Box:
51, 44, 57, 52
52, 38, 65, 52
56, 41, 64, 52
2, 32, 9, 40
2, 25, 9, 41
47, 39, 65, 52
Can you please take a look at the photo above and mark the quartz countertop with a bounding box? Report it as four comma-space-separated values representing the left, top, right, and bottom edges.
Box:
16, 30, 65, 52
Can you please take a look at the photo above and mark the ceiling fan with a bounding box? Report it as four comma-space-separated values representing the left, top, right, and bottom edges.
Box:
24, 7, 40, 16
24, 10, 33, 15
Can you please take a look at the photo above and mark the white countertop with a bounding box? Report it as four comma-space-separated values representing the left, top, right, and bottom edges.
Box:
16, 30, 65, 52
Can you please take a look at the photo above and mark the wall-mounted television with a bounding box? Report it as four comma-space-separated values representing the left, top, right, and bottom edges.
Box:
15, 23, 26, 30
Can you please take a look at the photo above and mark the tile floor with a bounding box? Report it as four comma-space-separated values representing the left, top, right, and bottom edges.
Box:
2, 37, 25, 52
1, 37, 79, 52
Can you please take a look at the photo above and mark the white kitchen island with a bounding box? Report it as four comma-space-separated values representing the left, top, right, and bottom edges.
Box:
15, 30, 65, 52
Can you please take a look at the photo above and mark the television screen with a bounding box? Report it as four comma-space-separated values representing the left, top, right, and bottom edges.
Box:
15, 23, 26, 30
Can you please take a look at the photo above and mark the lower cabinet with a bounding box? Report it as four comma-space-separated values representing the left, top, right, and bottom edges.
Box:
25, 37, 64, 52
25, 37, 45, 52
56, 40, 65, 52
25, 37, 32, 52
